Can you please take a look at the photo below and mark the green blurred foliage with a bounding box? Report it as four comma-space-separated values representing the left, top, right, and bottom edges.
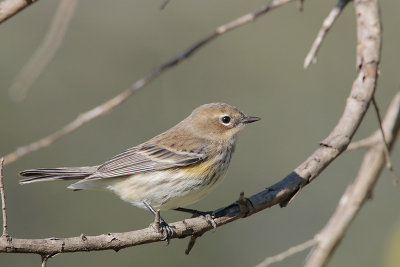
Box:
0, 0, 399, 266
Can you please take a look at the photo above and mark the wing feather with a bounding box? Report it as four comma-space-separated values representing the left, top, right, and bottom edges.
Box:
89, 143, 208, 179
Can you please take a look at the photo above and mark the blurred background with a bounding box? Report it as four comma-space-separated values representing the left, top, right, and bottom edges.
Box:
1, 0, 399, 266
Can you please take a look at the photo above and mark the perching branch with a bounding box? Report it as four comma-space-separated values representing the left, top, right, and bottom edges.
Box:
0, 0, 381, 256
2, 0, 296, 166
304, 0, 350, 68
0, 0, 39, 24
304, 90, 400, 267
8, 0, 79, 102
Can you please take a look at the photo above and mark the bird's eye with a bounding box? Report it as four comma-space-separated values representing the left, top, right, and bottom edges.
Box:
221, 116, 231, 124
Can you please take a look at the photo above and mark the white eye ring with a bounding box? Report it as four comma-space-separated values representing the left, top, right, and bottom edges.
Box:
220, 115, 231, 125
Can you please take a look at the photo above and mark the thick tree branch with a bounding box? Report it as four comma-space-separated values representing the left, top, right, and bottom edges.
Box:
0, 0, 38, 24
305, 90, 400, 267
304, 4, 383, 264
2, 0, 296, 166
0, 173, 305, 255
256, 90, 400, 267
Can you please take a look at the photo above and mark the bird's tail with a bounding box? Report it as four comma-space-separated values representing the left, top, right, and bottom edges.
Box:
19, 166, 97, 184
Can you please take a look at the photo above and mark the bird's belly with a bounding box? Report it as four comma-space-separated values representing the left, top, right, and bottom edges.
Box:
107, 160, 229, 210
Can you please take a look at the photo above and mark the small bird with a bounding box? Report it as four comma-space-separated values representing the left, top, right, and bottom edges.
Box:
20, 103, 260, 239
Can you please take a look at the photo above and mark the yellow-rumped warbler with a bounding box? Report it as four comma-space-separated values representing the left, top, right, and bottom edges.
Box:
20, 103, 260, 238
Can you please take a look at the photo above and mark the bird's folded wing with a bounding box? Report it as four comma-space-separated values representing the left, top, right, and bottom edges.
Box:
89, 143, 207, 179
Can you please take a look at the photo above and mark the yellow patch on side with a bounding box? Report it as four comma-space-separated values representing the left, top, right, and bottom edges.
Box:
180, 160, 215, 176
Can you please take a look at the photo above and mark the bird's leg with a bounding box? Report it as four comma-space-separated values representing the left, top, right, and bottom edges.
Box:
174, 207, 216, 229
143, 200, 175, 244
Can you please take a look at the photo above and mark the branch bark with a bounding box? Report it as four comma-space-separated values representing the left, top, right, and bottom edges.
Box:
0, 0, 39, 24
304, 90, 400, 267
303, 3, 383, 264
255, 90, 400, 267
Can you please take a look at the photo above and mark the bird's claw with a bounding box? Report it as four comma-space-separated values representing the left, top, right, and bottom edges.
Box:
151, 217, 175, 244
174, 207, 217, 230
202, 213, 217, 229
159, 219, 175, 243
190, 210, 216, 230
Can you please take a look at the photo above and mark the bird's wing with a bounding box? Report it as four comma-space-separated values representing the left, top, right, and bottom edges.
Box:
88, 143, 208, 179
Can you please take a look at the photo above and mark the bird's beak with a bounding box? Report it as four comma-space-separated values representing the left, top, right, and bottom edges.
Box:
242, 116, 261, 124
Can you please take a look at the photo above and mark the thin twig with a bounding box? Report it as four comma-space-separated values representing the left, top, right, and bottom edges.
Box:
2, 0, 296, 166
297, 0, 304, 11
372, 96, 398, 184
0, 0, 39, 24
305, 91, 400, 267
185, 235, 199, 255
8, 0, 79, 102
304, 0, 350, 68
41, 255, 49, 267
40, 253, 57, 267
255, 239, 317, 267
160, 0, 171, 10
0, 158, 9, 239
347, 133, 379, 150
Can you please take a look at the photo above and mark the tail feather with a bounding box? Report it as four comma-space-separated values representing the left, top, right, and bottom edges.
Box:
19, 166, 98, 184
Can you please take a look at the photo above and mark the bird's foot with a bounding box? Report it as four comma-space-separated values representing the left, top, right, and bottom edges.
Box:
151, 213, 175, 244
143, 200, 175, 244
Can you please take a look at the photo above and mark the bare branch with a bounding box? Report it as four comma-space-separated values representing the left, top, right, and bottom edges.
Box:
0, 158, 9, 239
0, 171, 303, 254
0, 0, 39, 24
372, 96, 398, 184
305, 91, 400, 267
347, 133, 379, 150
185, 235, 199, 255
304, 0, 350, 68
41, 255, 49, 267
8, 0, 79, 102
2, 0, 296, 166
255, 239, 317, 267
348, 94, 399, 184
